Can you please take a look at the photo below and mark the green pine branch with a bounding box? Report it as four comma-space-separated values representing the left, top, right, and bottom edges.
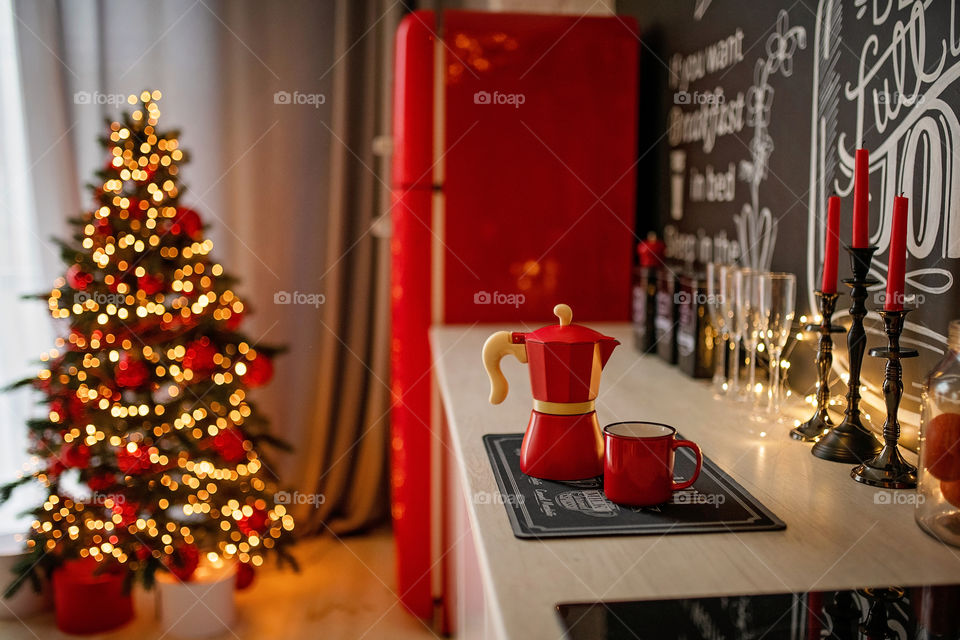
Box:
3, 546, 47, 598
0, 476, 33, 504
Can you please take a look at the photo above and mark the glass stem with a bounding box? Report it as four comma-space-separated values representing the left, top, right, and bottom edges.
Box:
770, 350, 782, 414
767, 356, 776, 413
713, 335, 726, 389
729, 338, 740, 394
747, 347, 757, 400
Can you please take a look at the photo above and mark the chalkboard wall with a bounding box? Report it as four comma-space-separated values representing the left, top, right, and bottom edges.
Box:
621, 0, 960, 444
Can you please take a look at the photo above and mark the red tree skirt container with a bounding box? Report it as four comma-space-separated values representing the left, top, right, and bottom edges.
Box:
52, 558, 133, 634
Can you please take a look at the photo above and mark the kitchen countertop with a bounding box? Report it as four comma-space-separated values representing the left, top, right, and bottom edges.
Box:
430, 323, 960, 640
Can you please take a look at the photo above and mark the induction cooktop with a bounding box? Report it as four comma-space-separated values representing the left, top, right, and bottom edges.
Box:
557, 583, 960, 639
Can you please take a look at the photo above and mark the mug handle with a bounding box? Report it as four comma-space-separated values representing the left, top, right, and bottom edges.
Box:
671, 440, 702, 491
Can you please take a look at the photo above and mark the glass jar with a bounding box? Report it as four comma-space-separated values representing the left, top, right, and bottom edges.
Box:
916, 319, 960, 547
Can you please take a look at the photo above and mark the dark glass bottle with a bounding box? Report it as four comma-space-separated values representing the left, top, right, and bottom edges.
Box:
654, 266, 678, 364
632, 266, 657, 353
634, 233, 666, 355
676, 271, 715, 378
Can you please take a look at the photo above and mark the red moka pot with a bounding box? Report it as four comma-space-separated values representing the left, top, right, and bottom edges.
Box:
483, 304, 619, 480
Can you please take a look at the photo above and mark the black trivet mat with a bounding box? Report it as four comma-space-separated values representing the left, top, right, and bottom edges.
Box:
483, 433, 785, 538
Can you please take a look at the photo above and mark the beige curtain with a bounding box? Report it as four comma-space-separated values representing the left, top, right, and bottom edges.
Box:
294, 0, 401, 534
13, 0, 399, 535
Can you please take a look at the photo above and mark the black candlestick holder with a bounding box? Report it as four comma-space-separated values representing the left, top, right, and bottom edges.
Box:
791, 291, 845, 442
851, 309, 918, 488
812, 246, 883, 462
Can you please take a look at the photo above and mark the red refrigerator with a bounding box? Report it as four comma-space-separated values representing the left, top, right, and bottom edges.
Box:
390, 9, 638, 620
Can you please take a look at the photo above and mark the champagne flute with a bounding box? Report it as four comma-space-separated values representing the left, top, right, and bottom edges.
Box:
759, 273, 796, 418
706, 263, 731, 395
724, 267, 743, 398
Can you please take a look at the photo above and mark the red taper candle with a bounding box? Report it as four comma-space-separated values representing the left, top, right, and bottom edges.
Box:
852, 149, 870, 247
885, 194, 908, 311
822, 195, 841, 293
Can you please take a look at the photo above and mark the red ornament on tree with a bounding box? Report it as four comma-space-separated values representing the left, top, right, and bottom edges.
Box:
67, 395, 86, 421
86, 472, 116, 492
242, 354, 273, 388
116, 444, 153, 475
94, 216, 113, 236
166, 543, 200, 582
211, 428, 247, 463
47, 459, 66, 478
182, 338, 218, 377
49, 399, 68, 423
171, 207, 203, 240
115, 354, 150, 389
61, 443, 91, 469
126, 197, 145, 220
137, 273, 164, 295
224, 310, 244, 331
237, 507, 270, 536
160, 314, 183, 332
111, 499, 140, 527
66, 264, 93, 291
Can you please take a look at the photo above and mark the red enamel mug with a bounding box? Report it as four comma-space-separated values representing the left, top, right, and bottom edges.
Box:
603, 422, 703, 506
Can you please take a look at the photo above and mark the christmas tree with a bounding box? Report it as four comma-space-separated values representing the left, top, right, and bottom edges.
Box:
2, 90, 295, 593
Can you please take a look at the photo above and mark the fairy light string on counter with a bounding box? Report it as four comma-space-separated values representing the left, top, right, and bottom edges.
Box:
1, 91, 296, 592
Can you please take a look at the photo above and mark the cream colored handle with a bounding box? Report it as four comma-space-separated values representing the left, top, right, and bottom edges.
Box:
482, 331, 528, 404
